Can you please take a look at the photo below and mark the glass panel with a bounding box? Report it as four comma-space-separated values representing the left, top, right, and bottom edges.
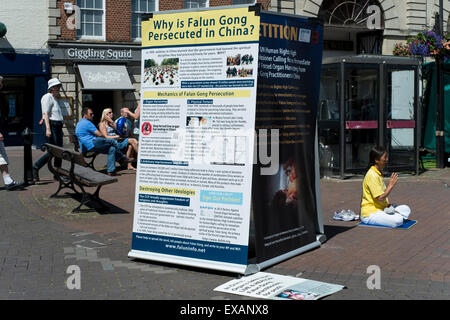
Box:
387, 69, 415, 120
184, 1, 207, 8
344, 66, 378, 171
345, 129, 377, 171
319, 127, 339, 176
232, 0, 256, 4
77, 0, 85, 8
86, 0, 93, 9
0, 77, 27, 136
94, 11, 102, 23
85, 23, 93, 36
95, 0, 102, 9
345, 67, 378, 121
319, 67, 339, 120
140, 0, 147, 12
94, 23, 102, 36
132, 0, 138, 11
385, 68, 416, 169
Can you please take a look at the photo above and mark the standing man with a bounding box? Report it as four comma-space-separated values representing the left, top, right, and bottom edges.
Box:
0, 76, 24, 190
32, 78, 64, 182
76, 107, 131, 176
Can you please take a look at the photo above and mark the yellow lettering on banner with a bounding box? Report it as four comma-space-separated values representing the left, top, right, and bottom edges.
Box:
142, 7, 260, 47
143, 90, 251, 99
139, 186, 196, 197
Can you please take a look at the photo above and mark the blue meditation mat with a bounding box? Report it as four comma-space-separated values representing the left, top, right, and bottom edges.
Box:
358, 219, 417, 229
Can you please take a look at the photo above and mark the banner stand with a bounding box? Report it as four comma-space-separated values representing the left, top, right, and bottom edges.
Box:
244, 237, 324, 275
129, 5, 326, 275
244, 124, 326, 275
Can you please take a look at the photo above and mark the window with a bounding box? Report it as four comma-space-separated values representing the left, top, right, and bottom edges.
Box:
132, 0, 158, 40
76, 0, 104, 39
184, 0, 208, 8
232, 0, 256, 4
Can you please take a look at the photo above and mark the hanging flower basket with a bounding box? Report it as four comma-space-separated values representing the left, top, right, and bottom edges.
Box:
393, 30, 450, 61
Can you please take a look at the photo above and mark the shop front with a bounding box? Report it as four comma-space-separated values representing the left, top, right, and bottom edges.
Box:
48, 42, 140, 138
0, 51, 50, 147
318, 55, 421, 178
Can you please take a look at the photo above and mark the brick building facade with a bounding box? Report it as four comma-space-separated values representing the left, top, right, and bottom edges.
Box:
47, 0, 271, 144
1, 0, 449, 146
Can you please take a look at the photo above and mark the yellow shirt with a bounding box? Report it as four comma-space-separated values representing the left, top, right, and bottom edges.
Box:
361, 166, 389, 218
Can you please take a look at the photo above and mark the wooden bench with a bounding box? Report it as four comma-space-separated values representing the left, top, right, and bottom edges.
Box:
70, 134, 99, 170
42, 143, 118, 213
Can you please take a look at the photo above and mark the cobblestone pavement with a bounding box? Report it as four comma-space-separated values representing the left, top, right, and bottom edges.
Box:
0, 147, 449, 300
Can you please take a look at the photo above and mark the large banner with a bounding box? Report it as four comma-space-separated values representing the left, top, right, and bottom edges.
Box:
251, 12, 324, 263
129, 6, 261, 274
129, 6, 324, 274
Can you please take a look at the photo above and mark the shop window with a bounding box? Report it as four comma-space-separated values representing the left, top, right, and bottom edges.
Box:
0, 76, 33, 146
232, 0, 256, 4
184, 0, 208, 8
76, 0, 105, 39
132, 0, 158, 40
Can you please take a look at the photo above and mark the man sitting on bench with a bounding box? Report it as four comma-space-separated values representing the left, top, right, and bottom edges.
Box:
75, 107, 131, 176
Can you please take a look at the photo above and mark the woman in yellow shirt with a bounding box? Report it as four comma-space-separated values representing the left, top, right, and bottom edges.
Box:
361, 146, 411, 227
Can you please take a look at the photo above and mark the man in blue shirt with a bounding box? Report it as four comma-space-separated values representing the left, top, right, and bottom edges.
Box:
76, 107, 130, 176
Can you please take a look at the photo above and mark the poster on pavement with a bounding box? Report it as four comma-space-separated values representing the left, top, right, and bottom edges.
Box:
129, 5, 261, 274
214, 272, 344, 300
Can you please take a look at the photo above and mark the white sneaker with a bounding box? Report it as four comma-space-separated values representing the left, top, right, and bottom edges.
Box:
333, 210, 354, 221
347, 209, 359, 220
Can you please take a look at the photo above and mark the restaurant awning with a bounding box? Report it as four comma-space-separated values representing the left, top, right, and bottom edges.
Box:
78, 64, 134, 90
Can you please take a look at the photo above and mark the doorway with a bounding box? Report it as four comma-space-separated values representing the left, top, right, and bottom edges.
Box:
82, 91, 114, 127
0, 76, 34, 146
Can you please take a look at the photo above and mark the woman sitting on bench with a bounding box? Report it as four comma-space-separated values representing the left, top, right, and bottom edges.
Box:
99, 108, 138, 171
360, 146, 411, 228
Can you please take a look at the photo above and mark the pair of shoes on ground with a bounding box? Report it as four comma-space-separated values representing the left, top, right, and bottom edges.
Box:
5, 180, 25, 191
333, 209, 359, 221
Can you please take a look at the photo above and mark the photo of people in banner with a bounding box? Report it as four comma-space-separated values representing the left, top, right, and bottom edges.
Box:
143, 57, 179, 87
271, 158, 298, 209
226, 53, 254, 78
186, 116, 211, 127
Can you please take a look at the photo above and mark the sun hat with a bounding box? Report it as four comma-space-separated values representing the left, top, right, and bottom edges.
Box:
48, 78, 62, 90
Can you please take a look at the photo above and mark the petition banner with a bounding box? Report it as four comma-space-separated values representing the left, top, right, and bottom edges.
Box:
251, 12, 324, 263
129, 6, 261, 273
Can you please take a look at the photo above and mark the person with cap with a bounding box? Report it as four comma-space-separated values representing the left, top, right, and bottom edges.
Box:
0, 75, 24, 190
32, 78, 64, 182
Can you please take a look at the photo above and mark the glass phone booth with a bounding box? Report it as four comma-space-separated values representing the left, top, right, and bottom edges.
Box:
318, 55, 420, 178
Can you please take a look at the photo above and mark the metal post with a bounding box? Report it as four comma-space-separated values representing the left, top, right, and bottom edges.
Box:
22, 127, 34, 185
435, 2, 445, 168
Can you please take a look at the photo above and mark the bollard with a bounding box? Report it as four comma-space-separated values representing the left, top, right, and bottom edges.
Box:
22, 127, 34, 185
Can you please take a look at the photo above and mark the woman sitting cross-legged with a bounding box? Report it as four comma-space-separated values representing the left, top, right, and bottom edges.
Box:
360, 145, 411, 228
98, 108, 137, 170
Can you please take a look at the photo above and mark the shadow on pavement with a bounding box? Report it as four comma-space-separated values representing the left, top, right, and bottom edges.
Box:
323, 224, 357, 241
57, 192, 130, 215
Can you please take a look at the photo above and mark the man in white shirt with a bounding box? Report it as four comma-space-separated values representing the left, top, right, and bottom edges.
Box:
32, 78, 64, 182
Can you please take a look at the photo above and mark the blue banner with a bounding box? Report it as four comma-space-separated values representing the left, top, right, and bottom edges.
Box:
251, 12, 324, 263
132, 233, 248, 265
